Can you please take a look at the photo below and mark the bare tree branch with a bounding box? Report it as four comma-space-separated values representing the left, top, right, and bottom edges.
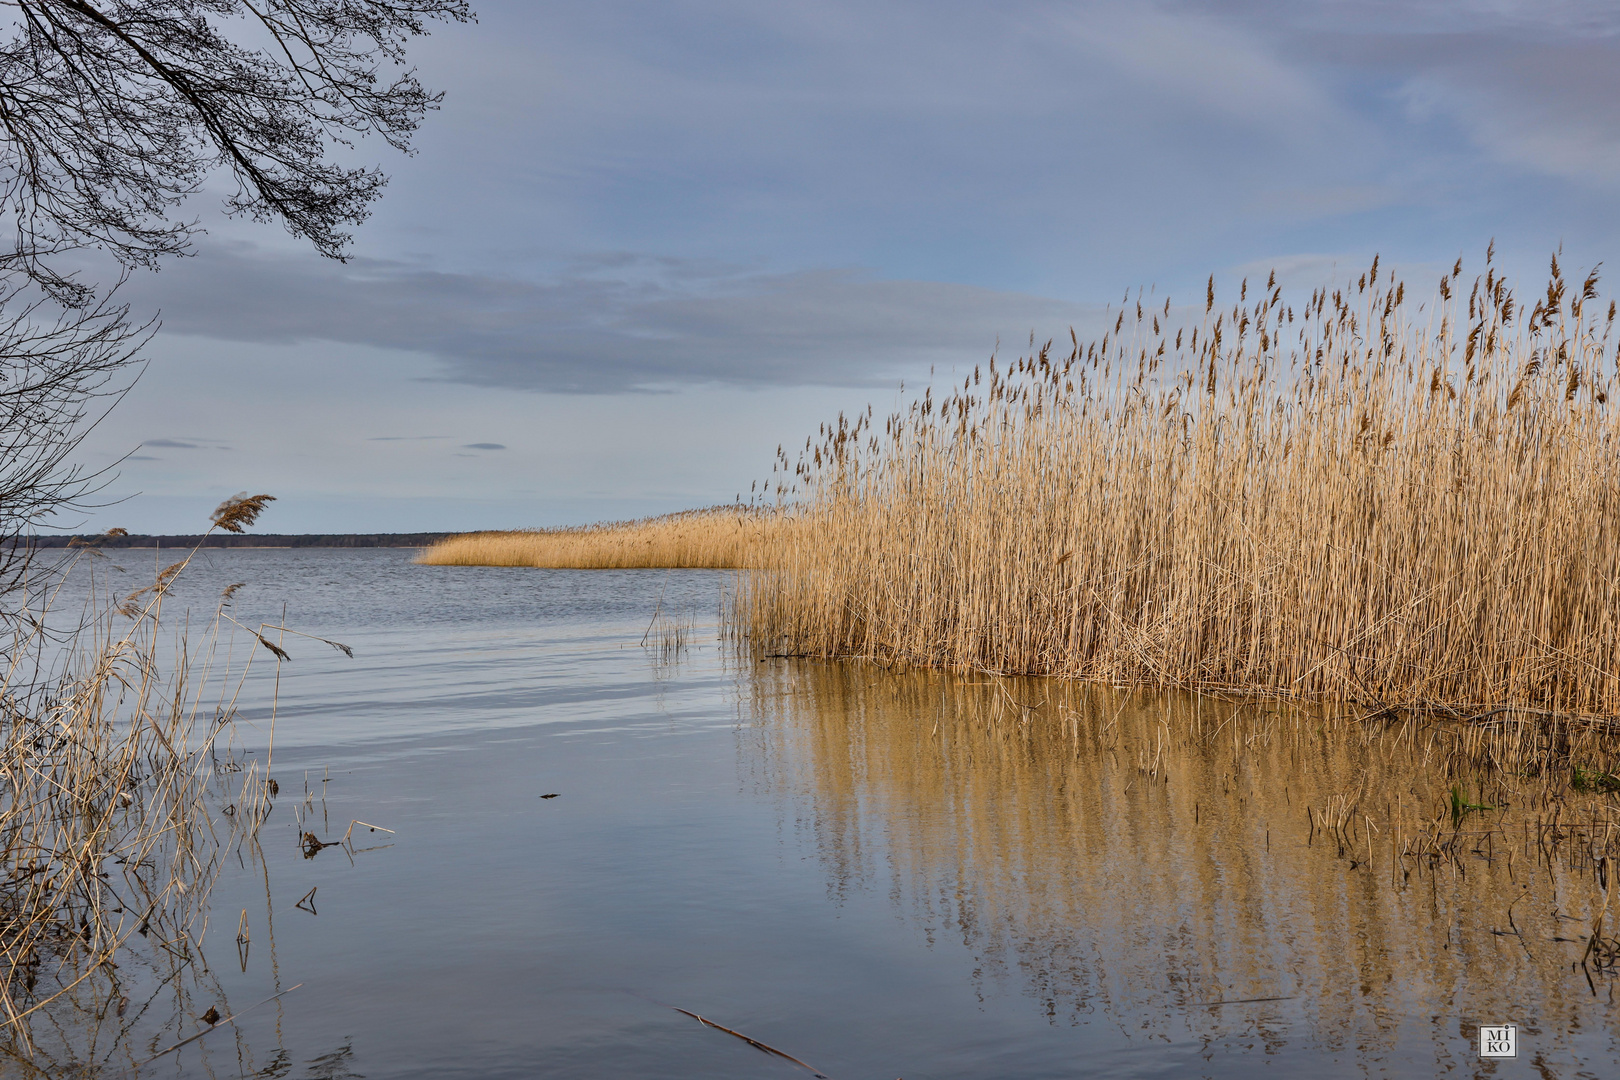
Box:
0, 0, 471, 291
0, 0, 470, 584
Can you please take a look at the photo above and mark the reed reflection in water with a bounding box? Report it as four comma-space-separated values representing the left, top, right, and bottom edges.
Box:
744, 660, 1620, 1073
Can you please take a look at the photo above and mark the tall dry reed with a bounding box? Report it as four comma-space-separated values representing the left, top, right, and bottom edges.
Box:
742, 250, 1620, 717
418, 507, 771, 569
0, 496, 286, 1051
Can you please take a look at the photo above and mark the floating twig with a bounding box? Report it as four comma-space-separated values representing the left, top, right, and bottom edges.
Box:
672, 1007, 831, 1078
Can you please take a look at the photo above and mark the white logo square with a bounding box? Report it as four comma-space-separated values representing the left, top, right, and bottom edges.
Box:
1479, 1024, 1518, 1059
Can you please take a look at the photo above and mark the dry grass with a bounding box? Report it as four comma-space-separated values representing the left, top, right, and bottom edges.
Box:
418, 507, 773, 569
0, 496, 290, 1054
741, 250, 1620, 719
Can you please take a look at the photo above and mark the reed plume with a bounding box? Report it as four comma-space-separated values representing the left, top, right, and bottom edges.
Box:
741, 250, 1620, 717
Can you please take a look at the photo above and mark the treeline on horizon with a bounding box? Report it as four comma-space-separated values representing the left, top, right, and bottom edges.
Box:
21, 532, 454, 549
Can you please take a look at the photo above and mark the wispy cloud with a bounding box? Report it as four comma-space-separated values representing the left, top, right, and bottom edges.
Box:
141, 437, 231, 450
1395, 43, 1620, 186
1208, 1, 1620, 188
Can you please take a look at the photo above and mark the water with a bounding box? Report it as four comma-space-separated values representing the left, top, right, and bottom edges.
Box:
11, 549, 1620, 1077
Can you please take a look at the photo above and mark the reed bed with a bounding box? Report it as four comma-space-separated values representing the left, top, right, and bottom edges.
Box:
741, 250, 1620, 721
0, 496, 286, 1056
418, 507, 773, 569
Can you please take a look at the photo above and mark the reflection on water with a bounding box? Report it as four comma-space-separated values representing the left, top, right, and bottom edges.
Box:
0, 825, 360, 1080
747, 660, 1620, 1071
9, 551, 1620, 1077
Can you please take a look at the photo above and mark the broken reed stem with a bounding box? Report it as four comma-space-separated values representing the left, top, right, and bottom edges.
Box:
740, 252, 1620, 755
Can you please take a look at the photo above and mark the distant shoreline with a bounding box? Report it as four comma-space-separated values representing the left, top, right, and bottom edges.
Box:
19, 532, 455, 549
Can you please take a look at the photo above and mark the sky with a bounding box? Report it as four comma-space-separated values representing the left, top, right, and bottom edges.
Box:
56, 0, 1620, 534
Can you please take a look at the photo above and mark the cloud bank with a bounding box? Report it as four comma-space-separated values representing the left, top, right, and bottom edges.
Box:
124, 245, 1108, 393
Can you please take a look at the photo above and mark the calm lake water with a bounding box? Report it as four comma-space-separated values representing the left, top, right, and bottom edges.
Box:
15, 548, 1620, 1078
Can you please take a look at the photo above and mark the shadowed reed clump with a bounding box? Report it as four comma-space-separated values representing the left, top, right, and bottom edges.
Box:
0, 494, 291, 1046
417, 507, 771, 569
741, 250, 1620, 720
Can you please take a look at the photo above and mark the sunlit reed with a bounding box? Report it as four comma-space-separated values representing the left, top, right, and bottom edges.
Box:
742, 250, 1620, 720
417, 507, 771, 569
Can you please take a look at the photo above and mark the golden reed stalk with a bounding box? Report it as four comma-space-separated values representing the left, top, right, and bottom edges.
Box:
417, 507, 770, 569
1, 496, 279, 1047
741, 250, 1620, 715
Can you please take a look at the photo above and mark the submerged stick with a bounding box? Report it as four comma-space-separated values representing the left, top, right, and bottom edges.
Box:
672, 1007, 831, 1078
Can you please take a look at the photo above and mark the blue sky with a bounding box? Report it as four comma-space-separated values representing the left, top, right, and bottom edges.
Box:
65, 0, 1620, 533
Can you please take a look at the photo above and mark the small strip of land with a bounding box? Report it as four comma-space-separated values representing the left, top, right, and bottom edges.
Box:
417, 510, 765, 568
25, 532, 453, 549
